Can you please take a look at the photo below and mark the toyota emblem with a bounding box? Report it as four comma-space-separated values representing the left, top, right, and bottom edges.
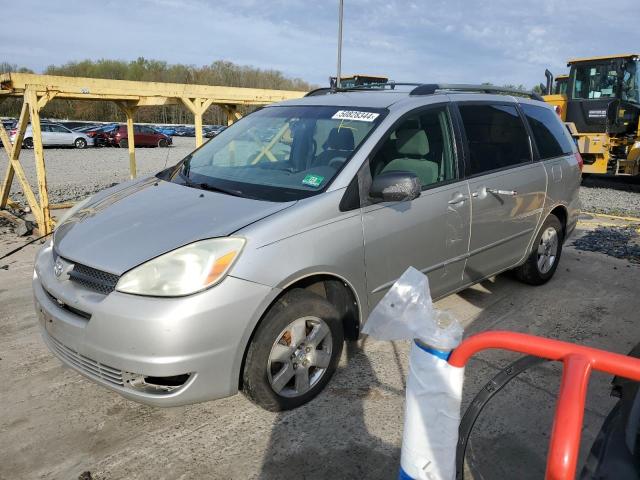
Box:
54, 259, 64, 278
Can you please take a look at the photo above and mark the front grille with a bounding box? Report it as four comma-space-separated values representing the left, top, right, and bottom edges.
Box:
48, 334, 124, 387
68, 262, 119, 295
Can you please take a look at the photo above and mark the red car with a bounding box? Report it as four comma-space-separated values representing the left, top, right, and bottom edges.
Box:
110, 124, 172, 148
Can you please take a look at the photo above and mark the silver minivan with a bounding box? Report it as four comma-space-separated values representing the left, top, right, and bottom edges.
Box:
33, 84, 581, 411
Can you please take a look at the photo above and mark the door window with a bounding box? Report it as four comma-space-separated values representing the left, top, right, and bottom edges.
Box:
521, 104, 575, 160
458, 104, 531, 175
370, 106, 456, 189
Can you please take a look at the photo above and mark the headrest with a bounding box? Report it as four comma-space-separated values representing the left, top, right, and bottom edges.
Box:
396, 129, 429, 156
325, 128, 355, 151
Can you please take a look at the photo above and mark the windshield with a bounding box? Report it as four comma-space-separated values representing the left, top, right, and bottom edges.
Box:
572, 63, 620, 100
170, 105, 385, 201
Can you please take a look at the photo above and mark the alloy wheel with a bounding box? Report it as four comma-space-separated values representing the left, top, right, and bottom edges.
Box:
267, 316, 333, 398
537, 227, 559, 274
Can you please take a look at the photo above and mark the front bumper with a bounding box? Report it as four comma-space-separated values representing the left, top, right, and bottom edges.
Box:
33, 243, 279, 407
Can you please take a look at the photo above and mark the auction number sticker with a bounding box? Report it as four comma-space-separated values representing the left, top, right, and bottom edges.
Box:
332, 110, 380, 122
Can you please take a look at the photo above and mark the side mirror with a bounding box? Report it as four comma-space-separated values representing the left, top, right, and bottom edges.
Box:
369, 171, 421, 203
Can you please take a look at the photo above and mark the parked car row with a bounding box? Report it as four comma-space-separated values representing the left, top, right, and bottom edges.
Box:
0, 118, 225, 148
4, 122, 172, 149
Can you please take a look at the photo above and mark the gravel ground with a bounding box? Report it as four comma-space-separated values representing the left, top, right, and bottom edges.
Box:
0, 137, 195, 205
580, 175, 640, 217
1, 139, 639, 217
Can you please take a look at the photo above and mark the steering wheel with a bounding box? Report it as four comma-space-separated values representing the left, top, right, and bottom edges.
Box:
329, 156, 347, 170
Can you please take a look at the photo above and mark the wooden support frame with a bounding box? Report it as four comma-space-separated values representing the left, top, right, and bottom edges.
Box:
222, 104, 243, 126
181, 97, 214, 147
0, 72, 305, 235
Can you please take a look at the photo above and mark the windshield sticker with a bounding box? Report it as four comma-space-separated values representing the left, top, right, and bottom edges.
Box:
302, 174, 325, 188
332, 110, 380, 122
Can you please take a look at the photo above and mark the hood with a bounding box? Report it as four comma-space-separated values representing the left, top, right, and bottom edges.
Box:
54, 177, 294, 275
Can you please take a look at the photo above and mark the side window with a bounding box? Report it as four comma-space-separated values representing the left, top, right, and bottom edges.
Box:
133, 125, 142, 133
521, 104, 575, 160
459, 104, 531, 175
370, 106, 456, 189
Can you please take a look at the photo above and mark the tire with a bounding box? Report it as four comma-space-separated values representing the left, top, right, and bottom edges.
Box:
118, 138, 128, 148
515, 214, 564, 285
158, 138, 168, 147
242, 288, 344, 411
23, 137, 33, 149
74, 138, 87, 149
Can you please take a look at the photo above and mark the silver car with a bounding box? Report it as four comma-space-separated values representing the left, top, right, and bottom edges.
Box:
11, 122, 94, 148
33, 85, 581, 410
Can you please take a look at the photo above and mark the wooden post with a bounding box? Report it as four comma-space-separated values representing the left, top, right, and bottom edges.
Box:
194, 98, 204, 148
116, 102, 138, 179
0, 99, 43, 227
181, 97, 213, 148
26, 86, 52, 233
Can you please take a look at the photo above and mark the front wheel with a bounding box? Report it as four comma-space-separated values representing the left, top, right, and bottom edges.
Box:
158, 138, 168, 147
514, 214, 563, 285
242, 289, 344, 411
74, 138, 87, 149
118, 138, 128, 148
23, 137, 33, 149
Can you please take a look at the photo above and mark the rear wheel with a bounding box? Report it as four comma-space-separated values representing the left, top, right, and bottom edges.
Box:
74, 138, 87, 149
515, 214, 563, 285
23, 137, 33, 149
158, 138, 168, 147
118, 138, 128, 148
242, 289, 344, 411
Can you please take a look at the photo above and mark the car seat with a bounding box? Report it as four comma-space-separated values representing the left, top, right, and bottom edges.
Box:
313, 128, 355, 167
380, 129, 439, 187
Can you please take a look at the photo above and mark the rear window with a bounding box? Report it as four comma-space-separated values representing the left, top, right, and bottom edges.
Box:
521, 104, 574, 159
459, 104, 531, 175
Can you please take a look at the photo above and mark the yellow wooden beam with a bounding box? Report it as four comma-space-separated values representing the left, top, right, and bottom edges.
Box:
0, 72, 305, 105
26, 86, 52, 233
135, 96, 180, 107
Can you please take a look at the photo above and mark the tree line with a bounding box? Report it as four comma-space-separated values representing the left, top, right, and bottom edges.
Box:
0, 58, 313, 125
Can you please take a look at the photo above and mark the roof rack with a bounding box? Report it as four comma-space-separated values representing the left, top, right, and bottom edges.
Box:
305, 82, 543, 101
409, 83, 543, 101
305, 82, 421, 97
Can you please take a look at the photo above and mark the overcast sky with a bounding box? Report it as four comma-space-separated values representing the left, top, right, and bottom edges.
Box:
1, 0, 638, 88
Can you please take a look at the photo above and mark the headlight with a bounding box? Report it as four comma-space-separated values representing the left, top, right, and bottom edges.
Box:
115, 237, 245, 297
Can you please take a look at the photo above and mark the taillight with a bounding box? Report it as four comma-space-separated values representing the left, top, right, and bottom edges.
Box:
575, 152, 583, 171
9, 129, 16, 135
554, 105, 562, 117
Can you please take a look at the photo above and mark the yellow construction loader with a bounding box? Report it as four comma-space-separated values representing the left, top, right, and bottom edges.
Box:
543, 54, 640, 176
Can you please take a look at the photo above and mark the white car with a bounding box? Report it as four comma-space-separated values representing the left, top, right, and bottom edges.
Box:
10, 122, 94, 149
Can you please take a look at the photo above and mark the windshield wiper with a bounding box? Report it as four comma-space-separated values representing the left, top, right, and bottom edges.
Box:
180, 174, 245, 198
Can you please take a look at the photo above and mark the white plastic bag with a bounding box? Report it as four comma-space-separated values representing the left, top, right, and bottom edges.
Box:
363, 266, 463, 349
363, 267, 465, 480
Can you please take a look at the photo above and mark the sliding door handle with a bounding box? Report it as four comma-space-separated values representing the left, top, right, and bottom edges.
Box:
487, 188, 518, 196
